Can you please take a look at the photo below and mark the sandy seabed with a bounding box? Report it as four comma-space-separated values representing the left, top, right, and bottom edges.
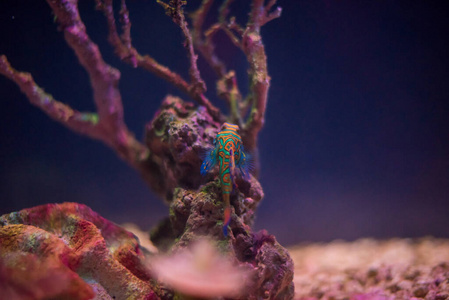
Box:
288, 237, 449, 299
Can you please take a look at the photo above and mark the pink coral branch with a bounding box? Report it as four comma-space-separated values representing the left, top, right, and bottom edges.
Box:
156, 0, 206, 95
218, 0, 234, 23
219, 23, 244, 54
241, 0, 281, 151
95, 0, 222, 121
94, 0, 137, 65
0, 54, 148, 170
216, 71, 242, 125
47, 0, 120, 129
1, 0, 150, 172
96, 0, 189, 92
191, 0, 227, 78
191, 0, 242, 76
0, 55, 100, 138
217, 1, 245, 51
191, 0, 245, 125
191, 0, 281, 149
45, 0, 149, 166
262, 0, 282, 25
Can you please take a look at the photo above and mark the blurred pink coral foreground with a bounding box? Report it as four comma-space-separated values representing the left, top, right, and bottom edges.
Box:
150, 239, 251, 298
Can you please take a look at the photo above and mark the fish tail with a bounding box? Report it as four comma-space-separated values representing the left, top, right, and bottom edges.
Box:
223, 193, 231, 236
223, 206, 231, 236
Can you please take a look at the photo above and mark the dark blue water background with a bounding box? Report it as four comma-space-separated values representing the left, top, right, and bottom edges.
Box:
1, 1, 448, 246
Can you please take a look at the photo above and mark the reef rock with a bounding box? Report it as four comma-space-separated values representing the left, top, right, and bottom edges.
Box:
146, 95, 295, 299
0, 202, 157, 300
144, 95, 221, 200
150, 181, 294, 299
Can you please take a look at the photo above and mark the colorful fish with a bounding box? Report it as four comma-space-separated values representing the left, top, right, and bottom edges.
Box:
201, 123, 250, 236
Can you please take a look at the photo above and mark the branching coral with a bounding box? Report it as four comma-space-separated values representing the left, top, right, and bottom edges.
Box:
0, 0, 280, 172
0, 0, 293, 298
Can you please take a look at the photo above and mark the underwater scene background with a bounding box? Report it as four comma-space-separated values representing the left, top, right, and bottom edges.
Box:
0, 1, 448, 246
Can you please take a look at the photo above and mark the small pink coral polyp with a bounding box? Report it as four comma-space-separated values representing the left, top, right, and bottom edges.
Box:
150, 239, 250, 298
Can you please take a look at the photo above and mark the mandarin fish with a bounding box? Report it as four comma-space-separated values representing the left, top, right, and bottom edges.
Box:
201, 123, 250, 236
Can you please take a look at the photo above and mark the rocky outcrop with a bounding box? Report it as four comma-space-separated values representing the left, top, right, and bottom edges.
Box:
146, 96, 294, 299
0, 96, 295, 300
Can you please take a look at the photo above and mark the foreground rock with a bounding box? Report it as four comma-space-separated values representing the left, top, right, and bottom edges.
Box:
0, 203, 157, 300
0, 202, 294, 299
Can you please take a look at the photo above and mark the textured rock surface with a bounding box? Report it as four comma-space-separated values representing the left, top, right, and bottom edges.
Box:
150, 181, 294, 299
146, 95, 295, 299
144, 95, 221, 200
0, 202, 158, 300
290, 238, 449, 299
174, 185, 294, 299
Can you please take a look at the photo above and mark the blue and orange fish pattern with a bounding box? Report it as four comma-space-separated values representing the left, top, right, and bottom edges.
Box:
201, 123, 250, 236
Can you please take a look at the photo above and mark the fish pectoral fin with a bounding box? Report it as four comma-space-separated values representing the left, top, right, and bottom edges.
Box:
200, 148, 217, 175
